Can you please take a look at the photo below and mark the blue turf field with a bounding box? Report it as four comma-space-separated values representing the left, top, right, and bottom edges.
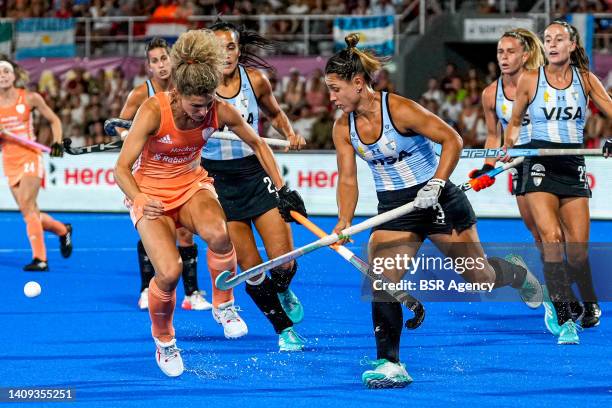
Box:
0, 212, 610, 407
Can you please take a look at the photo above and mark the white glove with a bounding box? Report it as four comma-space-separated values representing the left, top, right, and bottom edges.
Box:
414, 178, 446, 209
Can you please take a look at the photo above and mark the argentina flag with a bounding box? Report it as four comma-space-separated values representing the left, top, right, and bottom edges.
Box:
15, 18, 76, 60
333, 15, 395, 56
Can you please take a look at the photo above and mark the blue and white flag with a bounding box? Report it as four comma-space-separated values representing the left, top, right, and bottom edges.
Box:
333, 16, 395, 56
565, 14, 594, 68
15, 18, 76, 60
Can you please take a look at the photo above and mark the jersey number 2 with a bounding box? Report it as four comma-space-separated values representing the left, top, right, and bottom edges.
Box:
263, 177, 275, 194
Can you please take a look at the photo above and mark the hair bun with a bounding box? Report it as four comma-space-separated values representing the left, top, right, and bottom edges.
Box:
345, 33, 360, 49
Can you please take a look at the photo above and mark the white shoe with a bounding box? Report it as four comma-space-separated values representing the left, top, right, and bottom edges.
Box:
212, 301, 248, 339
153, 337, 184, 377
138, 288, 149, 310
181, 291, 213, 311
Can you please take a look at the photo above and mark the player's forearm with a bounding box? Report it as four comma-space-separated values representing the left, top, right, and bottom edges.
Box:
270, 111, 296, 140
337, 180, 358, 225
504, 124, 520, 148
51, 118, 63, 144
114, 165, 142, 201
483, 132, 501, 166
433, 132, 462, 181
254, 142, 284, 189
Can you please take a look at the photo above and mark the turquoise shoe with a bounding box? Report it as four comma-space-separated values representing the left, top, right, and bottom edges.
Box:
504, 254, 543, 308
543, 286, 562, 336
278, 289, 304, 324
278, 327, 305, 352
558, 320, 581, 345
361, 358, 413, 389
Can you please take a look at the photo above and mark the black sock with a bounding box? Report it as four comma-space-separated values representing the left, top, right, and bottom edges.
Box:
543, 261, 575, 325
245, 276, 293, 334
179, 244, 199, 296
137, 240, 155, 292
567, 259, 598, 303
488, 257, 527, 289
372, 294, 403, 364
270, 261, 298, 294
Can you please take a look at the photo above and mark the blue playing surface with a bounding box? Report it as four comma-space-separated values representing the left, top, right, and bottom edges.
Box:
0, 212, 610, 407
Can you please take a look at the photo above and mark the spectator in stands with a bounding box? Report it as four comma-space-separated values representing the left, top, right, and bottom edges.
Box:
291, 105, 316, 142
421, 77, 444, 105
440, 62, 459, 92
55, 0, 72, 18
287, 0, 310, 14
132, 64, 148, 88
85, 102, 107, 145
152, 0, 178, 19
8, 0, 30, 18
175, 0, 197, 18
352, 0, 369, 15
440, 88, 462, 128
305, 69, 329, 113
282, 68, 306, 113
449, 76, 467, 102
466, 77, 481, 105
326, 0, 347, 13
484, 61, 498, 83
369, 0, 396, 15
310, 108, 335, 149
373, 68, 395, 92
30, 0, 47, 17
457, 98, 479, 146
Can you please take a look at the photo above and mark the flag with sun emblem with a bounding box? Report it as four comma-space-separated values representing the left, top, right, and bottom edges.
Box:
15, 18, 75, 60
333, 16, 395, 56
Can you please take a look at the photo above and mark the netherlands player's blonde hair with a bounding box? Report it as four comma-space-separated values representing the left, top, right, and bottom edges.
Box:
501, 28, 546, 70
171, 29, 225, 96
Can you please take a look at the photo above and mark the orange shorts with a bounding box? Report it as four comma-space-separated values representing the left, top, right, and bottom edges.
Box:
2, 150, 44, 187
126, 171, 216, 228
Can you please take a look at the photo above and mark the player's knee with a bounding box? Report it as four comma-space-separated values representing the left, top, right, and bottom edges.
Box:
176, 228, 194, 247
539, 229, 563, 244
204, 229, 232, 253
153, 260, 182, 289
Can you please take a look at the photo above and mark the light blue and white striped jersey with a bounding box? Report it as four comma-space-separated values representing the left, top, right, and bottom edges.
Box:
145, 79, 156, 97
527, 66, 587, 144
495, 77, 532, 146
202, 65, 259, 160
349, 92, 438, 192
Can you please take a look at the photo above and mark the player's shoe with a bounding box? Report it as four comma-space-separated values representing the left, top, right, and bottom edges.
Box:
570, 302, 585, 323
278, 327, 305, 352
543, 286, 562, 336
23, 258, 48, 272
581, 302, 601, 328
153, 337, 184, 377
181, 291, 212, 311
557, 320, 581, 345
278, 288, 304, 324
59, 223, 72, 258
138, 288, 149, 310
212, 301, 248, 339
362, 359, 413, 389
504, 254, 543, 308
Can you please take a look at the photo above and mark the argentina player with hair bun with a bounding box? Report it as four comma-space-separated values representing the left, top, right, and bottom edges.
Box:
325, 33, 544, 389
502, 21, 612, 345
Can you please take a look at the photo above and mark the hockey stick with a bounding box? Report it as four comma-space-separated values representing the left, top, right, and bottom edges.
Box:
215, 202, 418, 290
433, 144, 602, 158
215, 158, 526, 290
0, 128, 51, 153
104, 117, 290, 148
457, 157, 524, 192
290, 211, 425, 329
63, 137, 123, 155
